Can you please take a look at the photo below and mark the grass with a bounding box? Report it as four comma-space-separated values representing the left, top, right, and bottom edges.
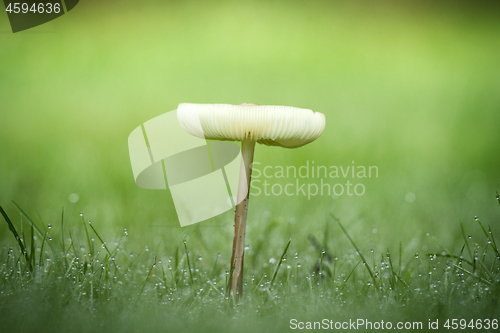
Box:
1, 1, 500, 331
0, 197, 499, 332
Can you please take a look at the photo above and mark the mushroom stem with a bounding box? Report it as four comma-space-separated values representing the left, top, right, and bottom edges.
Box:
229, 139, 256, 299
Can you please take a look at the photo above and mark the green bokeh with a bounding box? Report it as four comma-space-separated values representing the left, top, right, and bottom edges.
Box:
0, 0, 499, 263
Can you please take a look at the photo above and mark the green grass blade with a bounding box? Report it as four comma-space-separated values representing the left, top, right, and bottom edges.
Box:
211, 253, 220, 280
12, 201, 58, 259
20, 216, 26, 255
140, 255, 157, 295
460, 222, 473, 261
487, 226, 499, 257
387, 249, 410, 291
475, 218, 499, 257
270, 238, 291, 287
398, 241, 402, 277
0, 206, 32, 271
30, 223, 35, 270
104, 254, 109, 286
38, 230, 47, 267
476, 218, 489, 238
341, 260, 361, 290
317, 249, 324, 284
453, 264, 491, 285
60, 208, 67, 268
68, 231, 78, 258
174, 245, 180, 282
87, 220, 111, 256
473, 246, 477, 274
323, 218, 329, 252
331, 214, 377, 285
81, 215, 93, 259
12, 201, 44, 236
428, 253, 473, 267
64, 257, 77, 278
387, 250, 396, 289
404, 267, 414, 284
183, 240, 194, 285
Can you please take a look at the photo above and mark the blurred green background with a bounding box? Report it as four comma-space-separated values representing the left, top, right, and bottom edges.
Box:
1, 0, 499, 265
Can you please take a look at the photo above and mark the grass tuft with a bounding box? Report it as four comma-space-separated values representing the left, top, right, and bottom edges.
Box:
0, 197, 499, 331
1, 206, 31, 272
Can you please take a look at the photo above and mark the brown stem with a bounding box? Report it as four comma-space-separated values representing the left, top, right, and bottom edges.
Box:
229, 139, 255, 300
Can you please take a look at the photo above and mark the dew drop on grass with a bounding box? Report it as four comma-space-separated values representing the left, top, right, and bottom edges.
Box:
47, 224, 51, 229
468, 235, 472, 239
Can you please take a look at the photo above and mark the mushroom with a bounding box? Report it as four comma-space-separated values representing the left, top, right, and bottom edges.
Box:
176, 103, 325, 299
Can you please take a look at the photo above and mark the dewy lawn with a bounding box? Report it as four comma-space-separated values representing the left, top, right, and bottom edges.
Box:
0, 195, 499, 332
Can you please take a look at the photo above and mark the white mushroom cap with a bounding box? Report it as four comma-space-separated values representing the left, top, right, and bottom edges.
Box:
177, 103, 325, 148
